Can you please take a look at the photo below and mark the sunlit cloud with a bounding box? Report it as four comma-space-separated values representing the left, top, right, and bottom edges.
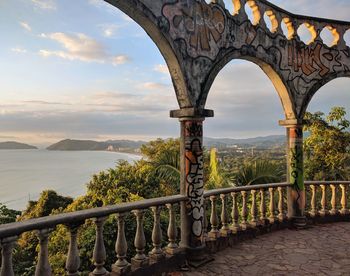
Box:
19, 21, 31, 32
153, 64, 169, 75
31, 0, 56, 10
99, 24, 122, 38
11, 47, 27, 54
39, 32, 130, 65
136, 82, 169, 90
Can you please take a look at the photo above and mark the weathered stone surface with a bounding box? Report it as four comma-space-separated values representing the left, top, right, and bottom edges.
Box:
105, 0, 350, 120
170, 222, 350, 275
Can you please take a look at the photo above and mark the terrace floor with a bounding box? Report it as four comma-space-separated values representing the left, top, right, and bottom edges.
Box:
178, 222, 350, 276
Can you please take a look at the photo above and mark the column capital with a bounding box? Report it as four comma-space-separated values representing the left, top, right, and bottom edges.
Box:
278, 119, 306, 127
170, 107, 214, 119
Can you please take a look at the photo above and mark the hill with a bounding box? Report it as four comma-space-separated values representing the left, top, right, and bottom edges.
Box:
203, 135, 285, 149
0, 141, 37, 150
47, 136, 286, 152
47, 139, 145, 151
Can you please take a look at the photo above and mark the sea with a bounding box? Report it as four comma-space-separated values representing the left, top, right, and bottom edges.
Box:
0, 150, 141, 211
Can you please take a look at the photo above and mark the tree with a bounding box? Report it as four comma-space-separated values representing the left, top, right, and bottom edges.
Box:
0, 203, 21, 224
206, 148, 231, 189
235, 160, 284, 186
304, 107, 350, 180
143, 138, 181, 195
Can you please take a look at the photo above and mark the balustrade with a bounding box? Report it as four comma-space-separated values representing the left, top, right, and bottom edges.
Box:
1, 182, 350, 275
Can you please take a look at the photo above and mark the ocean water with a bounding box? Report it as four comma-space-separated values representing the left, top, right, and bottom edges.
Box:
0, 150, 141, 211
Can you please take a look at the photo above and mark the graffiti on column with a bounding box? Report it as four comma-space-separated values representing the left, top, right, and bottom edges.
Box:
162, 0, 226, 59
184, 121, 204, 242
289, 126, 304, 191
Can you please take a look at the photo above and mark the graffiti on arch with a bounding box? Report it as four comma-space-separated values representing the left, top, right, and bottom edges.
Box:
162, 0, 226, 59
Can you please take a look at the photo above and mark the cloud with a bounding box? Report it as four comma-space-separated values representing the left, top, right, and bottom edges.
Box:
11, 47, 27, 54
39, 32, 130, 65
154, 64, 169, 75
112, 55, 129, 65
137, 82, 169, 90
99, 24, 121, 38
19, 21, 31, 32
31, 0, 56, 10
23, 100, 71, 105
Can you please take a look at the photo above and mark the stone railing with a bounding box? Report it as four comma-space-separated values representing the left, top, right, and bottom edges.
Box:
0, 195, 186, 276
305, 181, 350, 218
2, 181, 350, 275
217, 0, 350, 48
203, 182, 291, 240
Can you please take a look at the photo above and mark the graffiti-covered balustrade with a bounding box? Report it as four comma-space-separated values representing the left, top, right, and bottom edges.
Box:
106, 0, 350, 119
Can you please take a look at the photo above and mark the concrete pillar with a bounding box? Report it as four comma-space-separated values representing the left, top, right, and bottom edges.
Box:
170, 108, 213, 264
279, 119, 306, 228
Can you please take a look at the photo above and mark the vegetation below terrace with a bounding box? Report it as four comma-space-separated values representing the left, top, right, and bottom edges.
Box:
0, 107, 349, 275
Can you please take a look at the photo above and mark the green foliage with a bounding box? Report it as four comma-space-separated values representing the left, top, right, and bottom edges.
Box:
235, 160, 284, 186
145, 139, 181, 195
304, 107, 350, 180
0, 203, 21, 224
13, 190, 73, 276
206, 148, 231, 189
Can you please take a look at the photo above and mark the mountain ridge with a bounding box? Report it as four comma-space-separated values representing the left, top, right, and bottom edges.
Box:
0, 141, 37, 150
46, 135, 285, 151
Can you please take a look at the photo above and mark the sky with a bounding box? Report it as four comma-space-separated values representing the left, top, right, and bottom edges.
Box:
0, 0, 349, 146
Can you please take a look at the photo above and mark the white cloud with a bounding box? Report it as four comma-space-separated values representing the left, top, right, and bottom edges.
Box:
137, 82, 169, 90
154, 64, 169, 75
39, 32, 130, 65
19, 21, 31, 32
112, 55, 129, 65
31, 0, 56, 10
11, 47, 27, 54
100, 24, 121, 38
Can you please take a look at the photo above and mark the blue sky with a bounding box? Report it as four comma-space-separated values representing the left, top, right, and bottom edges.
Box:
0, 0, 350, 146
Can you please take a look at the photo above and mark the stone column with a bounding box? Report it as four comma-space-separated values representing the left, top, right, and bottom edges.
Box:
279, 119, 306, 228
170, 108, 213, 264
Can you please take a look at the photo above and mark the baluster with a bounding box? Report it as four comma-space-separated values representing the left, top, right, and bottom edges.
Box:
260, 189, 267, 224
241, 191, 248, 230
340, 184, 349, 215
309, 185, 318, 217
131, 210, 148, 268
320, 184, 328, 216
250, 190, 258, 227
230, 192, 240, 232
149, 206, 165, 262
35, 229, 52, 276
0, 236, 17, 276
112, 213, 131, 275
66, 224, 81, 276
209, 196, 220, 239
91, 217, 108, 276
269, 187, 276, 224
330, 185, 338, 215
278, 187, 286, 222
220, 194, 231, 236
166, 204, 179, 255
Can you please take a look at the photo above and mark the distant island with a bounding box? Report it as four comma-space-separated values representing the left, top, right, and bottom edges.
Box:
47, 139, 145, 153
46, 135, 286, 153
0, 141, 37, 150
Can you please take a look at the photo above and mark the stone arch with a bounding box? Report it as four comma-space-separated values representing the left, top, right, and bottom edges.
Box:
104, 0, 191, 108
299, 72, 350, 118
200, 52, 297, 120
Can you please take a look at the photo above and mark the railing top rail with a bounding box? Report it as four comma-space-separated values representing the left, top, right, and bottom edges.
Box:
259, 0, 350, 26
0, 194, 187, 239
305, 181, 350, 185
203, 182, 291, 198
